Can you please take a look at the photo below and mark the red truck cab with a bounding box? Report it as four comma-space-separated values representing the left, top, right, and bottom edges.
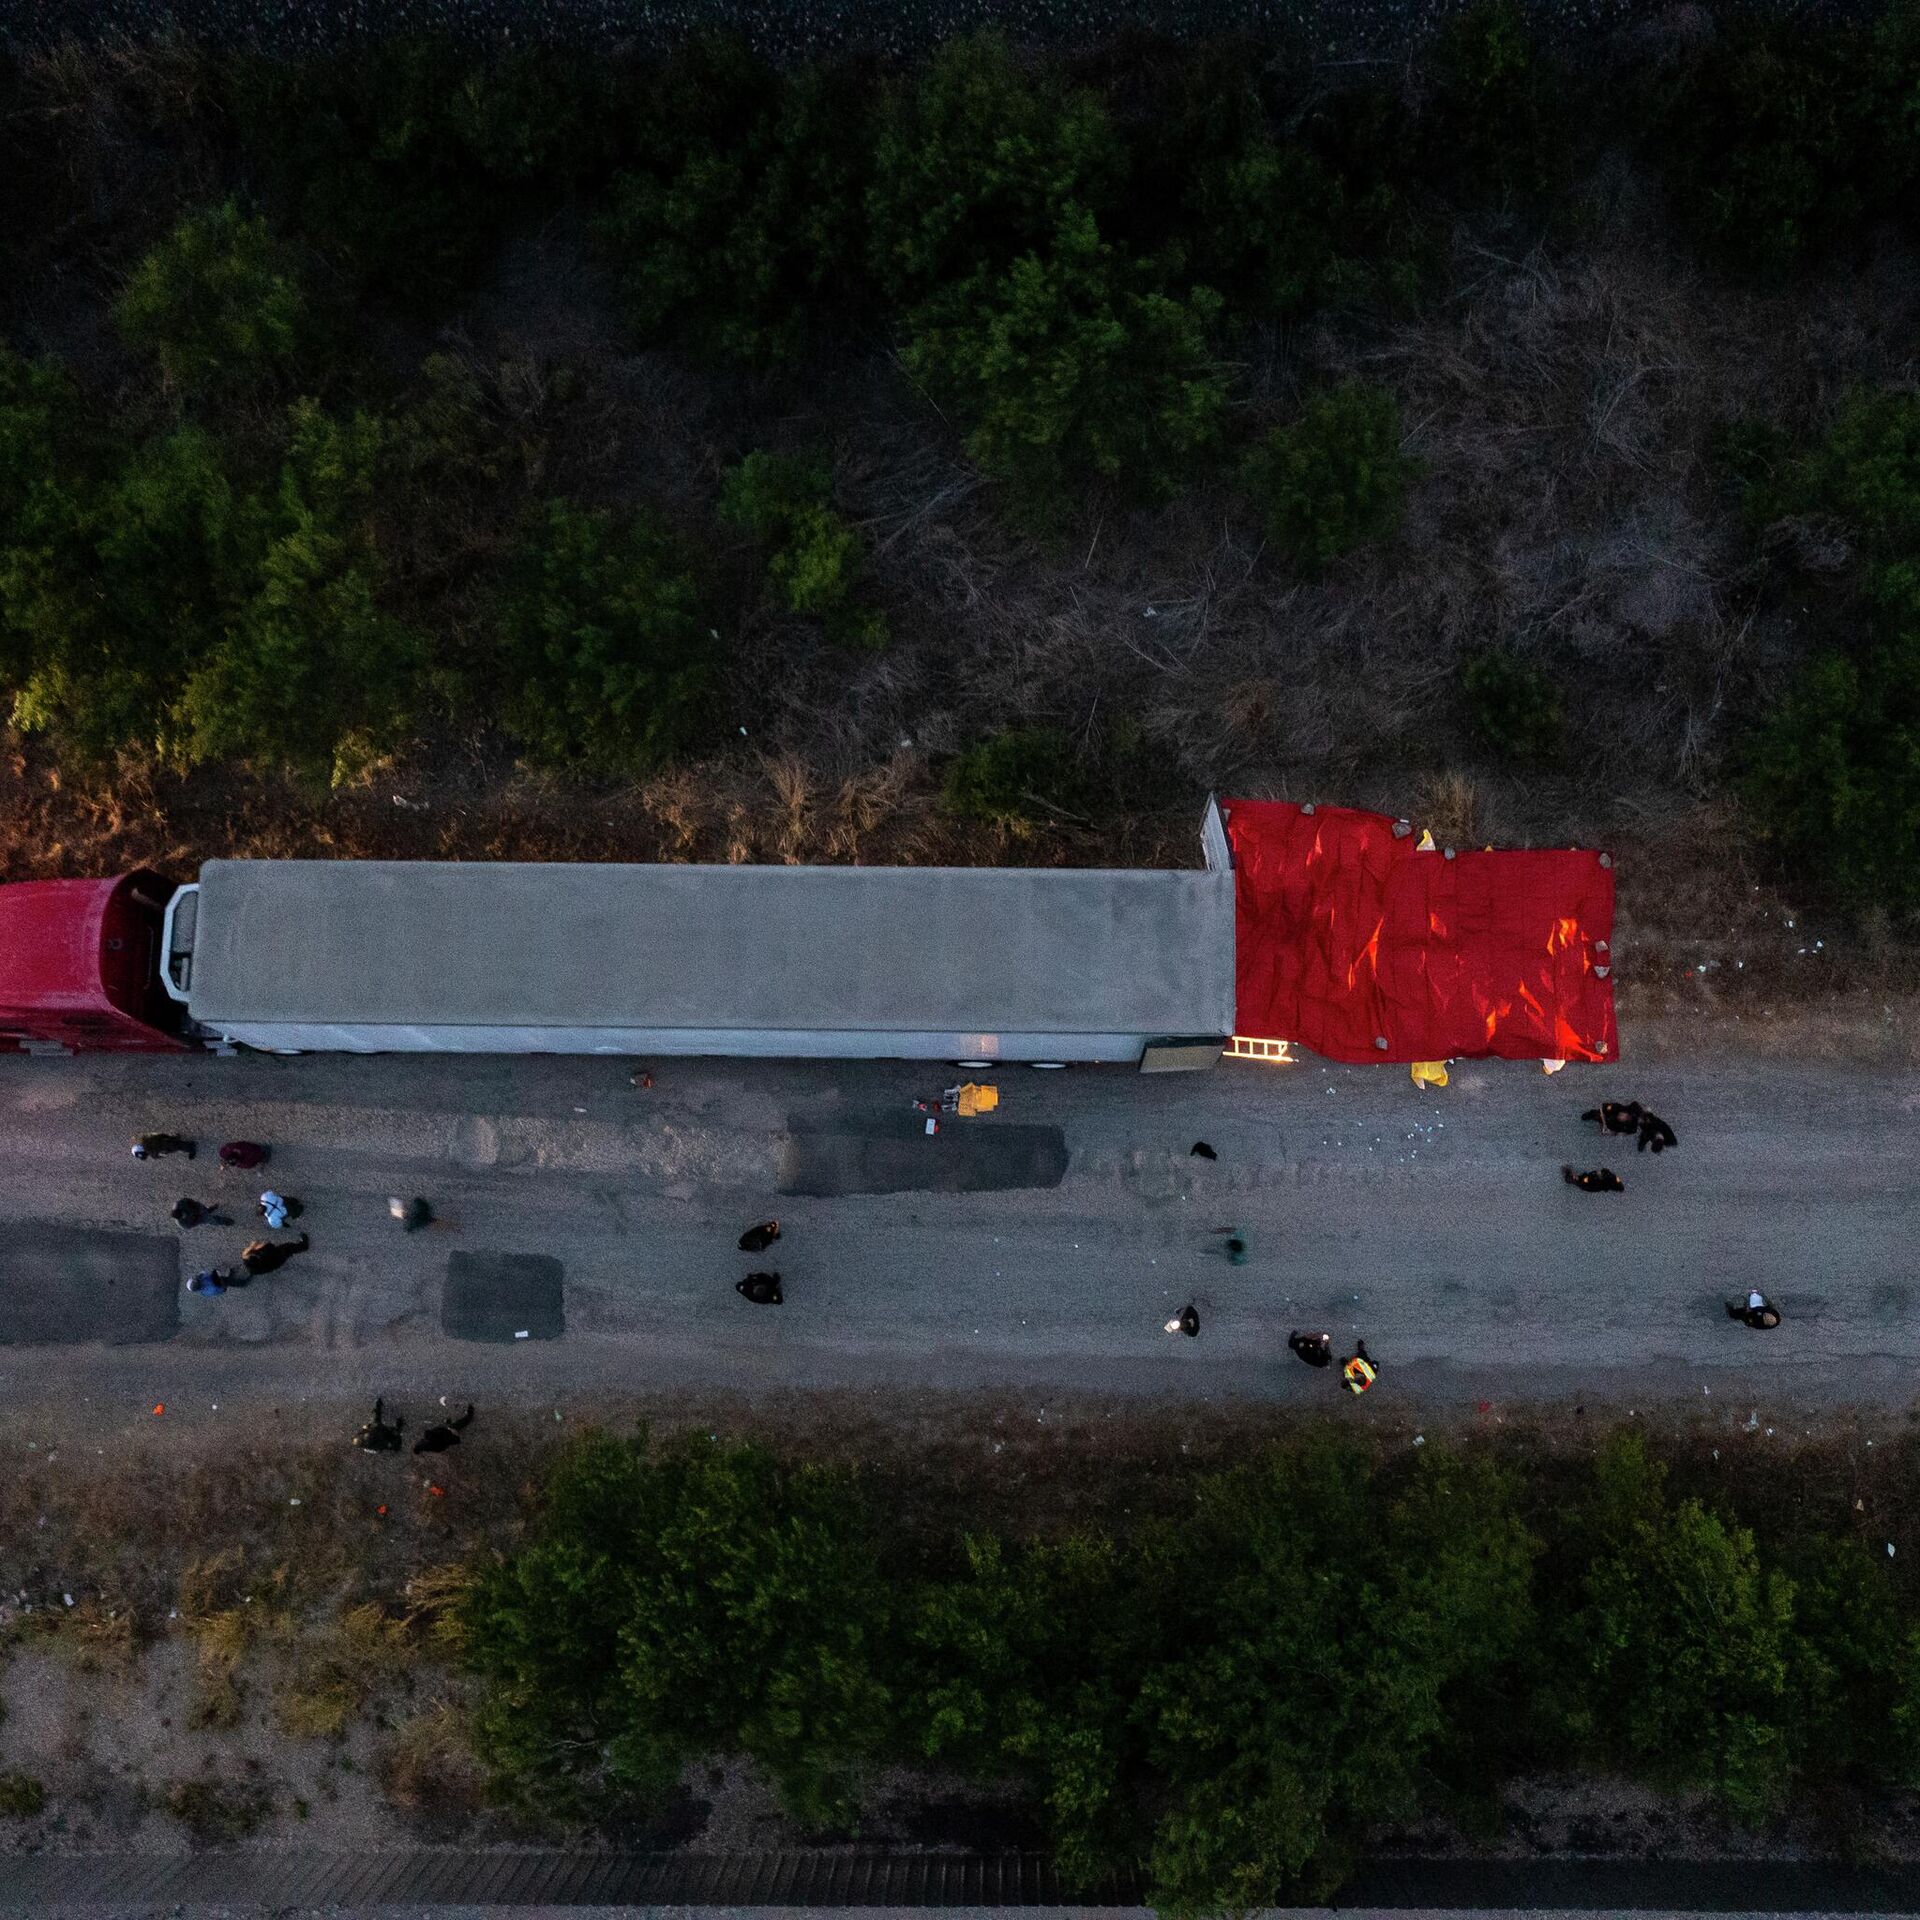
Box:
0, 872, 186, 1052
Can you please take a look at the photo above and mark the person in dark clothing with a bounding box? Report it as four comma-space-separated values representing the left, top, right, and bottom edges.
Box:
1190, 1142, 1218, 1160
354, 1399, 406, 1452
170, 1197, 230, 1228
737, 1272, 784, 1305
218, 1141, 269, 1171
738, 1220, 781, 1254
240, 1232, 309, 1276
1726, 1290, 1782, 1330
1288, 1330, 1334, 1368
1165, 1302, 1201, 1338
1581, 1102, 1643, 1136
1636, 1111, 1679, 1154
132, 1132, 195, 1160
413, 1405, 474, 1453
1563, 1165, 1625, 1193
389, 1196, 433, 1231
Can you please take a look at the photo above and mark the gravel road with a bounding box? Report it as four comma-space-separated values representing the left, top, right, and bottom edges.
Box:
0, 1042, 1911, 1416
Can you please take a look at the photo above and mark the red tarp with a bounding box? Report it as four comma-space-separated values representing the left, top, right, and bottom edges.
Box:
1223, 799, 1617, 1065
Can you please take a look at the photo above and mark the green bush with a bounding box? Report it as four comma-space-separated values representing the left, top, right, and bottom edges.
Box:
1461, 649, 1564, 764
170, 402, 424, 783
9, 425, 253, 764
868, 33, 1124, 308
1741, 582, 1920, 918
463, 1420, 1920, 1913
226, 44, 552, 304
941, 726, 1090, 828
718, 451, 886, 648
1544, 1435, 1794, 1819
1422, 1, 1565, 203
1647, 23, 1903, 275
0, 1772, 43, 1818
494, 498, 718, 780
1141, 1441, 1536, 1914
601, 63, 874, 365
464, 1431, 891, 1828
1792, 388, 1920, 561
115, 201, 308, 392
904, 210, 1224, 515
1241, 381, 1414, 574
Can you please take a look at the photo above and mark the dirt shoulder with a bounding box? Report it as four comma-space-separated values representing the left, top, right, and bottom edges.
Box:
4, 1394, 1920, 1863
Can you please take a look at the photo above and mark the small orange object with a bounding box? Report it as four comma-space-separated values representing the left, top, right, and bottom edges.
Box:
375, 1504, 389, 1518
151, 1403, 165, 1416
427, 1484, 445, 1498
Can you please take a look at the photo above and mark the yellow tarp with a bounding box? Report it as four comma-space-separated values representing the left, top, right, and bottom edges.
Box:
954, 1083, 999, 1116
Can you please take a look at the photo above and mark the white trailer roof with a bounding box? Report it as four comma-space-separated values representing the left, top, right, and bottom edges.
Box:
184, 860, 1235, 1039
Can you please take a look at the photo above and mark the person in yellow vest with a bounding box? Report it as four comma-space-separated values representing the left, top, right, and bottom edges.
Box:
1342, 1341, 1377, 1394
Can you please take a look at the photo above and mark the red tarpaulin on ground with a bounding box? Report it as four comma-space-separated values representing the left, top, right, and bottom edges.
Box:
1223, 799, 1617, 1064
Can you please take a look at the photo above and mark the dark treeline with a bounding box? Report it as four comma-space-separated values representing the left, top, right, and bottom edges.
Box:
1, 11, 1917, 910
458, 1426, 1920, 1914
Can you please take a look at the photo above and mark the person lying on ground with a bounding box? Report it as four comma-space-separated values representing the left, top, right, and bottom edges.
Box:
132, 1132, 195, 1160
738, 1219, 781, 1254
1563, 1165, 1625, 1193
1726, 1290, 1781, 1330
1288, 1330, 1333, 1368
1580, 1101, 1643, 1135
412, 1405, 474, 1453
218, 1140, 268, 1170
1636, 1111, 1678, 1154
353, 1398, 406, 1451
240, 1233, 309, 1276
170, 1197, 230, 1229
737, 1272, 783, 1305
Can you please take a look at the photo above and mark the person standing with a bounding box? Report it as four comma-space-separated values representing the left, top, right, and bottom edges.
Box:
1288, 1330, 1333, 1368
170, 1197, 229, 1228
353, 1399, 406, 1451
1341, 1341, 1377, 1394
1164, 1302, 1201, 1338
389, 1196, 433, 1232
736, 1273, 784, 1305
132, 1133, 195, 1161
1726, 1290, 1781, 1330
257, 1190, 300, 1230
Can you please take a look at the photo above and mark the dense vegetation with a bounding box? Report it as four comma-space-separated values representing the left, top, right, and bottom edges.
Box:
2, 11, 1919, 924
463, 1425, 1920, 1911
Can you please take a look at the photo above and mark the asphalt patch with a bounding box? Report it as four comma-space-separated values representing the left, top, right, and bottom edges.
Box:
442, 1251, 565, 1343
778, 1116, 1070, 1197
0, 1226, 180, 1346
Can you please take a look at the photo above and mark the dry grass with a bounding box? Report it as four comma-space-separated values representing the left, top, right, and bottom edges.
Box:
276, 1601, 412, 1740
379, 1698, 485, 1824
